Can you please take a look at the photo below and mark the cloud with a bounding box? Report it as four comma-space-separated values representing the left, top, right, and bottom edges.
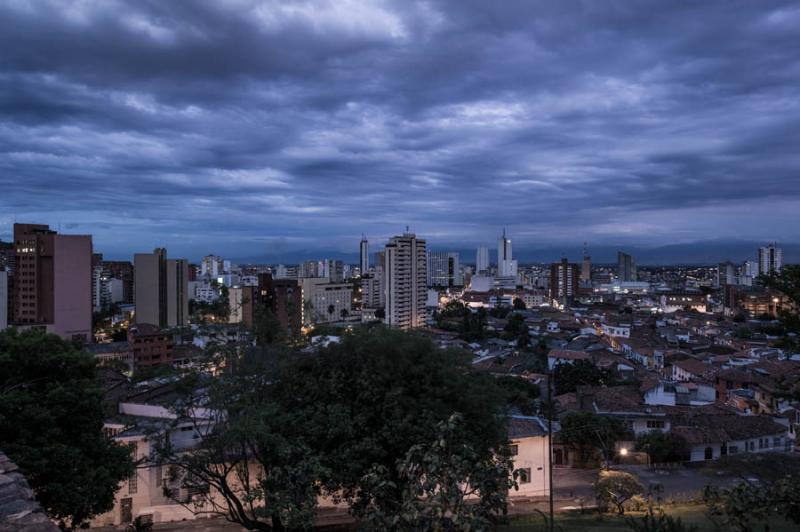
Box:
0, 0, 799, 259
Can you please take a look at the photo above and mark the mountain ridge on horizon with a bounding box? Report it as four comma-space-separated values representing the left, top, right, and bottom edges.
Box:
227, 240, 800, 267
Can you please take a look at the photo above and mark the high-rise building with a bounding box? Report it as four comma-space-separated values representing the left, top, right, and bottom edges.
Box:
427, 251, 462, 287
360, 235, 369, 275
360, 273, 382, 309
581, 243, 591, 283
0, 270, 7, 331
134, 248, 189, 328
497, 229, 517, 277
384, 232, 427, 329
617, 251, 637, 282
716, 261, 737, 288
200, 255, 225, 278
256, 273, 303, 336
102, 260, 134, 303
11, 223, 93, 342
758, 243, 782, 275
476, 246, 489, 274
327, 259, 344, 283
549, 258, 579, 306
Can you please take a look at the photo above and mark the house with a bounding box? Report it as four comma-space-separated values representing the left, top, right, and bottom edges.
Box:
547, 349, 591, 370
672, 358, 716, 382
508, 416, 552, 497
669, 410, 791, 461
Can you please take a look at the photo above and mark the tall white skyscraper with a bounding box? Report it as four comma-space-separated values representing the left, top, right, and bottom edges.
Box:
476, 246, 489, 274
360, 235, 369, 274
497, 229, 517, 277
384, 232, 427, 329
758, 243, 782, 275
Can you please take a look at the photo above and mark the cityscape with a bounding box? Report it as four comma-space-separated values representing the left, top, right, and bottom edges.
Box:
1, 2, 800, 532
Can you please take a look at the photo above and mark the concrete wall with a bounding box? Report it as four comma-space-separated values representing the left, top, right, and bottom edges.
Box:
51, 235, 92, 342
511, 435, 551, 497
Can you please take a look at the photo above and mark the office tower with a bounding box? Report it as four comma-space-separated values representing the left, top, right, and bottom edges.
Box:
758, 243, 783, 275
200, 255, 224, 278
327, 259, 344, 283
427, 251, 462, 287
617, 251, 637, 282
476, 246, 489, 274
581, 243, 591, 282
549, 258, 580, 305
360, 235, 369, 274
134, 248, 189, 328
497, 229, 517, 277
716, 261, 737, 288
310, 282, 353, 323
102, 260, 134, 303
384, 232, 427, 329
0, 270, 7, 331
11, 224, 93, 342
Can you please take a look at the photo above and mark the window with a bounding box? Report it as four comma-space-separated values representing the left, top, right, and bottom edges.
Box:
155, 466, 163, 487
728, 445, 738, 454
128, 473, 138, 495
773, 437, 782, 447
758, 438, 764, 449
509, 444, 519, 456
646, 420, 665, 429
518, 468, 531, 484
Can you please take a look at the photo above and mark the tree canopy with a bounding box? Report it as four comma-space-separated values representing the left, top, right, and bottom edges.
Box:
157, 326, 514, 530
553, 359, 616, 395
0, 329, 134, 529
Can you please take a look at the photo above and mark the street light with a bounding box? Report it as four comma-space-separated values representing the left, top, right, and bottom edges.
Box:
619, 448, 629, 457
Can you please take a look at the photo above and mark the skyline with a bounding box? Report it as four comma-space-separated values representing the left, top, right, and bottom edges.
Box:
2, 1, 800, 257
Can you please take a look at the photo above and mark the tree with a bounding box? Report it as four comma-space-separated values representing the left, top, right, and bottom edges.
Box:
760, 265, 800, 354
284, 326, 511, 524
703, 474, 800, 532
495, 376, 540, 415
0, 329, 134, 529
375, 307, 386, 320
560, 412, 627, 466
553, 359, 615, 395
154, 348, 322, 531
252, 304, 286, 346
595, 470, 642, 515
154, 327, 512, 530
327, 303, 335, 319
634, 432, 689, 464
512, 297, 526, 310
361, 414, 514, 531
340, 308, 349, 319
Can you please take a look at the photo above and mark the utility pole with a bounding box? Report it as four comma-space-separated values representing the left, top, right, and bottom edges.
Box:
547, 365, 554, 532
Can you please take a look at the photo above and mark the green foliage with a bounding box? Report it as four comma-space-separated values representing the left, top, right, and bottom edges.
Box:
495, 376, 540, 415
284, 326, 510, 523
625, 505, 699, 532
512, 297, 526, 310
704, 474, 800, 532
553, 358, 616, 395
460, 307, 488, 342
560, 412, 627, 466
504, 313, 531, 347
252, 304, 286, 346
759, 265, 800, 355
489, 306, 511, 319
595, 470, 643, 515
362, 413, 514, 531
155, 327, 511, 531
155, 347, 322, 531
0, 329, 135, 528
634, 432, 689, 463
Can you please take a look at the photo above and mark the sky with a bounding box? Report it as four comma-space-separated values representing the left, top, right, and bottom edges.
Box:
1, 0, 799, 261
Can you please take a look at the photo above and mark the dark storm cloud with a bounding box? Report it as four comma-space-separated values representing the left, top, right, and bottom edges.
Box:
1, 0, 799, 259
